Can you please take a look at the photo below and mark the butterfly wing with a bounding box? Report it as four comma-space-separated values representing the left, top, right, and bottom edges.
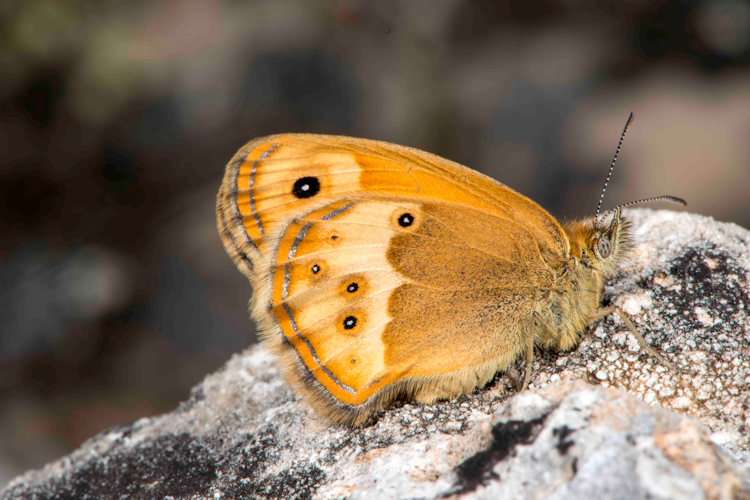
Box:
267, 197, 559, 424
217, 134, 569, 277
217, 134, 570, 424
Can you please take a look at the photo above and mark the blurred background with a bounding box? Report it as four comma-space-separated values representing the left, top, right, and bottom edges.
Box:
1, 0, 749, 482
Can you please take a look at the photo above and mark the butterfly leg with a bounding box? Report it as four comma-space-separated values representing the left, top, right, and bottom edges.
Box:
592, 306, 677, 371
522, 317, 535, 390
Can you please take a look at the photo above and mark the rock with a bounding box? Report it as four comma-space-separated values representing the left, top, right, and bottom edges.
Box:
3, 209, 749, 499
533, 208, 750, 461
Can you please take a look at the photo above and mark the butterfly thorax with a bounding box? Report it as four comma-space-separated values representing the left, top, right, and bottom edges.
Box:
537, 215, 631, 351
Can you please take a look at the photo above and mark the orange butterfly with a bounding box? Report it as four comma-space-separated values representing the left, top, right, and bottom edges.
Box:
217, 116, 683, 426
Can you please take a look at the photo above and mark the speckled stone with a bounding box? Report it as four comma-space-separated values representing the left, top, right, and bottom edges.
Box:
531, 209, 750, 460
2, 210, 749, 499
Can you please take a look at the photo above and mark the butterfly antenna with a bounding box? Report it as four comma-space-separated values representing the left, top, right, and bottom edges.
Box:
595, 112, 635, 226
598, 195, 687, 223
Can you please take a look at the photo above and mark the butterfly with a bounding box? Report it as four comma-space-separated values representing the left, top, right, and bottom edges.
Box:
216, 114, 684, 426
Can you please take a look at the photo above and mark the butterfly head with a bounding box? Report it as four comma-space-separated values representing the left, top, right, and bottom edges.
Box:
570, 112, 685, 277
591, 207, 631, 276
563, 209, 631, 278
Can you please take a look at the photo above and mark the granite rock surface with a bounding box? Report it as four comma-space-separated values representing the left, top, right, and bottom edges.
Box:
3, 209, 749, 499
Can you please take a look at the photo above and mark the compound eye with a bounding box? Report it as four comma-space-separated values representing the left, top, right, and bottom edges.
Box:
597, 237, 613, 259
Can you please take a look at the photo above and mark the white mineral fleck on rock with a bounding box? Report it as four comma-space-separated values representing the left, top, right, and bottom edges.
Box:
606, 351, 620, 362
694, 307, 716, 326
620, 293, 653, 316
703, 257, 719, 269
625, 334, 641, 352
611, 331, 627, 345
659, 385, 675, 398
652, 273, 678, 290
643, 391, 657, 403
671, 396, 692, 409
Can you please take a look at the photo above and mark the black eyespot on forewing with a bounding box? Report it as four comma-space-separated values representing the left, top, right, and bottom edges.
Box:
292, 176, 321, 198
347, 282, 358, 293
398, 213, 413, 227
311, 264, 321, 274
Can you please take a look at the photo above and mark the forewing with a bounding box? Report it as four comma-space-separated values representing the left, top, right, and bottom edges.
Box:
217, 133, 569, 279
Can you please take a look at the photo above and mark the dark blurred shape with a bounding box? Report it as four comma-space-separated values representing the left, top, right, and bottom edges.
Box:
101, 145, 144, 204
17, 70, 65, 128
132, 95, 190, 156
485, 78, 598, 214
0, 244, 134, 359
241, 50, 362, 130
450, 0, 564, 41
1, 173, 64, 229
634, 0, 750, 69
139, 254, 248, 354
695, 0, 750, 58
635, 2, 698, 59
